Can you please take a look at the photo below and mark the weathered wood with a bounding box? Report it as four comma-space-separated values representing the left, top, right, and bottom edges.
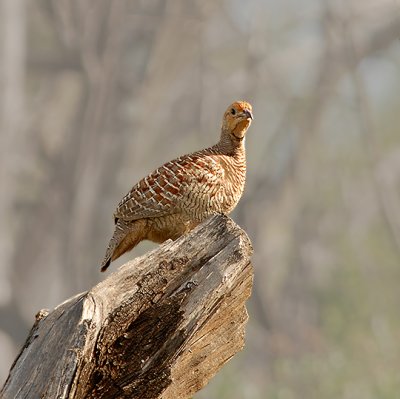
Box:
1, 215, 253, 399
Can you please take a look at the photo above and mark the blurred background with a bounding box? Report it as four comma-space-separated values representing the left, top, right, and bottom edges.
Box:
1, 0, 400, 397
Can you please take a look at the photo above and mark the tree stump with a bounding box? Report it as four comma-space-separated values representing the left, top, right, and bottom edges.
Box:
1, 215, 253, 399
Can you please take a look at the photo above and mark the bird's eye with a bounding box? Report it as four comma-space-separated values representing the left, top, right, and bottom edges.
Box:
230, 108, 236, 115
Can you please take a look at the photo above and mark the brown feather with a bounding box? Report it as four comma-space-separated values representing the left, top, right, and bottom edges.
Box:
100, 101, 253, 271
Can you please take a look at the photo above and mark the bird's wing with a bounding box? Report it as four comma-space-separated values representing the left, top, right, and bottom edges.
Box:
114, 152, 224, 222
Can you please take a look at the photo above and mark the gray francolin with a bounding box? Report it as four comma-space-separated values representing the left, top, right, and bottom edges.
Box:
100, 101, 253, 272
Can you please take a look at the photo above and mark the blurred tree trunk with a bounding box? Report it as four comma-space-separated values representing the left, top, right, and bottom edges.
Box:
0, 0, 26, 288
0, 0, 28, 361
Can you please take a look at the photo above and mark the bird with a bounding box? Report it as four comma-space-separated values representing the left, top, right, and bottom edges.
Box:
100, 100, 253, 272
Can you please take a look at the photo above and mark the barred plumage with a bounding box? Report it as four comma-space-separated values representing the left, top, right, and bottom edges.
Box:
100, 101, 253, 271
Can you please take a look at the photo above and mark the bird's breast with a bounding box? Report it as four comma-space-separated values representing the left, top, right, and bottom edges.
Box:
218, 154, 246, 214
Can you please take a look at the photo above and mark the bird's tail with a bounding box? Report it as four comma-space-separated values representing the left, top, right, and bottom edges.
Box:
100, 219, 146, 272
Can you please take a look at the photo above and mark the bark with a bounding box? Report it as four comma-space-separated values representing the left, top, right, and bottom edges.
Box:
1, 215, 253, 399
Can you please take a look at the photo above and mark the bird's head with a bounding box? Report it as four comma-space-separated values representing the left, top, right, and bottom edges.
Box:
222, 101, 253, 141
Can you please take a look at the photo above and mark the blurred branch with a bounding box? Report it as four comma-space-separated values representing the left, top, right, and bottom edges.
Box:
341, 7, 400, 258
55, 0, 128, 285
249, 7, 400, 208
239, 4, 400, 344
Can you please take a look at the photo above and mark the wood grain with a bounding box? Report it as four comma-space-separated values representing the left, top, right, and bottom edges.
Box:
1, 215, 253, 399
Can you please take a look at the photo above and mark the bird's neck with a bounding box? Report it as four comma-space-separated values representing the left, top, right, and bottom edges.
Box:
216, 129, 246, 158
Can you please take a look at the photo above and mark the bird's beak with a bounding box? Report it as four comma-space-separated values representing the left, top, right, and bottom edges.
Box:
243, 110, 253, 120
